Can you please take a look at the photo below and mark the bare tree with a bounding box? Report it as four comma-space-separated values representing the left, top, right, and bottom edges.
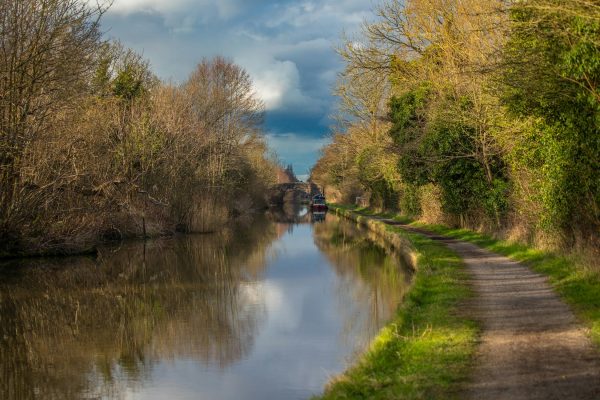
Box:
0, 0, 108, 224
182, 57, 265, 191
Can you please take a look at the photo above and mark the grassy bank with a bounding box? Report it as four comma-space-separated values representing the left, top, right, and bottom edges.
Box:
314, 206, 478, 400
409, 221, 600, 346
337, 204, 600, 347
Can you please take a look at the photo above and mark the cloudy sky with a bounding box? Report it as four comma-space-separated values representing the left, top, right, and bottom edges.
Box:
101, 0, 373, 178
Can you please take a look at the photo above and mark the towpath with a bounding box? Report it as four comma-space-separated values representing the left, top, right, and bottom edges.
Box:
376, 217, 600, 400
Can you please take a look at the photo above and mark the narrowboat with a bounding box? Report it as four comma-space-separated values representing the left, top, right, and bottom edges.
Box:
310, 194, 328, 211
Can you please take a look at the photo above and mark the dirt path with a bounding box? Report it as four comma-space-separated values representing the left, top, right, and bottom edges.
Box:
378, 218, 600, 400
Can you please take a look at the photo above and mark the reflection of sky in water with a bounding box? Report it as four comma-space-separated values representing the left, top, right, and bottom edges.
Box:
122, 223, 385, 400
0, 216, 408, 400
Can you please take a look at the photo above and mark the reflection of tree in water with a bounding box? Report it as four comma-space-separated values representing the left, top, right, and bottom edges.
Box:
266, 204, 311, 225
313, 214, 413, 353
0, 217, 277, 400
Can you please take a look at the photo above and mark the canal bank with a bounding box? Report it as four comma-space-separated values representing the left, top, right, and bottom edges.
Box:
324, 205, 600, 400
316, 205, 478, 399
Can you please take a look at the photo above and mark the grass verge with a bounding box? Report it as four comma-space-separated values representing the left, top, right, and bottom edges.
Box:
410, 221, 600, 346
335, 204, 600, 347
314, 206, 478, 400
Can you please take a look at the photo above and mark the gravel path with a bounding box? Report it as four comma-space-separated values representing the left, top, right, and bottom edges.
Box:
379, 218, 600, 400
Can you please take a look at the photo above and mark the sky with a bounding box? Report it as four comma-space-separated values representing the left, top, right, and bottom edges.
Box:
101, 0, 374, 179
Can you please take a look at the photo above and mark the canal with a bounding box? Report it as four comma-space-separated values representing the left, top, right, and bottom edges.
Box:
0, 210, 412, 400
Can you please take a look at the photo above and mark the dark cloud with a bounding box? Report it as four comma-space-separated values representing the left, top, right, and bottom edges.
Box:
102, 0, 372, 171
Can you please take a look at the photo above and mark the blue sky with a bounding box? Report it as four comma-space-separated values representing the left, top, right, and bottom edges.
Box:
102, 0, 373, 178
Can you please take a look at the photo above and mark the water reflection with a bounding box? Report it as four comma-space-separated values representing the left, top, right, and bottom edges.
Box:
313, 215, 412, 346
310, 211, 327, 223
0, 217, 276, 400
0, 212, 412, 400
266, 204, 311, 224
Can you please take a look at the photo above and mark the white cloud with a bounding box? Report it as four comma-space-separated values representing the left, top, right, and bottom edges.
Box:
109, 0, 242, 23
102, 0, 373, 169
245, 59, 322, 112
265, 0, 371, 30
250, 60, 300, 111
110, 0, 192, 14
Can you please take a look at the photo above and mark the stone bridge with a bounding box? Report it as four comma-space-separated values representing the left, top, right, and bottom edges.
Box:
268, 182, 321, 206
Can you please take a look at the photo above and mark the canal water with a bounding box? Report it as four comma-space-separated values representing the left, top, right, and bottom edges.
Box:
0, 211, 412, 400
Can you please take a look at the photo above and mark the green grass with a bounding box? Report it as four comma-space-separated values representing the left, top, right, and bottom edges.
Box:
333, 204, 404, 222
315, 206, 478, 400
334, 204, 600, 347
412, 222, 600, 346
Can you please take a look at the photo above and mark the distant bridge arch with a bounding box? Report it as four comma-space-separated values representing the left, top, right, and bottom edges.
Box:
268, 182, 321, 206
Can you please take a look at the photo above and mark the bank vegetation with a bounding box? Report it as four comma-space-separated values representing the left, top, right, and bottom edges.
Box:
0, 0, 277, 257
311, 0, 599, 262
316, 206, 477, 399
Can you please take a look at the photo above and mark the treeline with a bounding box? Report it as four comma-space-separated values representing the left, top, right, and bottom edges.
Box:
0, 0, 276, 256
312, 0, 599, 252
